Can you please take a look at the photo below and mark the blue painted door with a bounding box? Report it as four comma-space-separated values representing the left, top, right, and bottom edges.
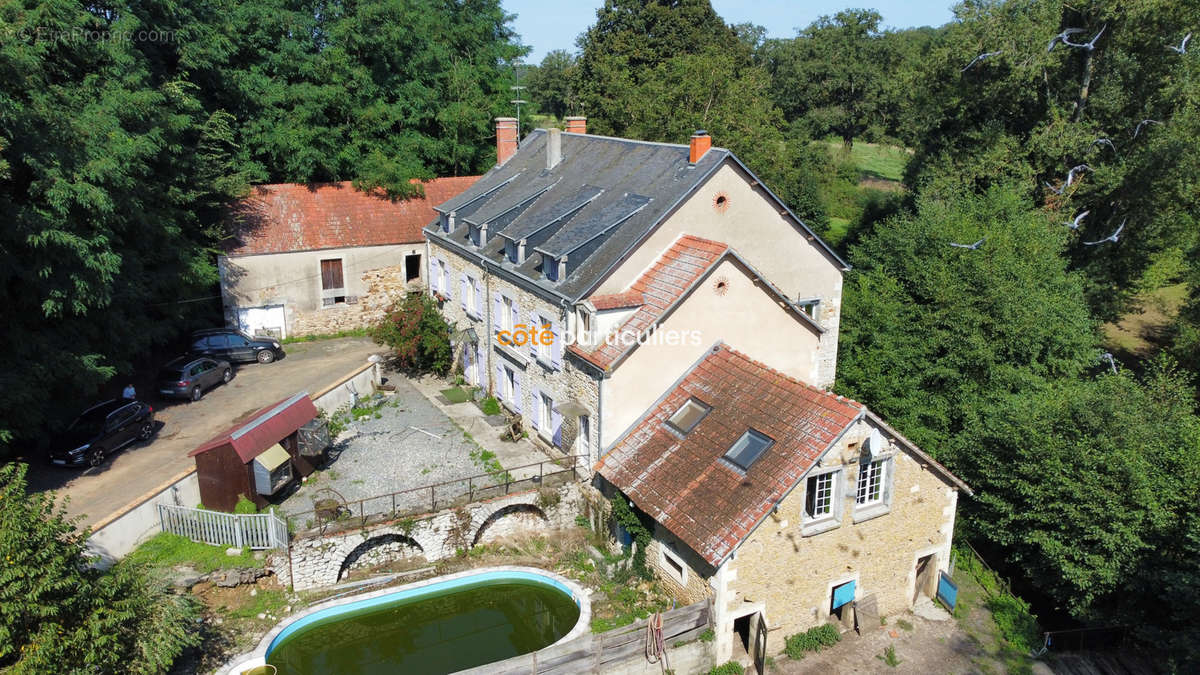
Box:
832, 580, 856, 609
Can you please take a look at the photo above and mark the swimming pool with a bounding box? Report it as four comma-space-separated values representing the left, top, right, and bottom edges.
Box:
224, 567, 590, 675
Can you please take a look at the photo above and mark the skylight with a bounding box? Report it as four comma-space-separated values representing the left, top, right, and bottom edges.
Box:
724, 429, 774, 471
666, 398, 709, 435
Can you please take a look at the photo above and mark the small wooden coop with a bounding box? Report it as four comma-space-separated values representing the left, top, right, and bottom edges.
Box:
188, 392, 330, 512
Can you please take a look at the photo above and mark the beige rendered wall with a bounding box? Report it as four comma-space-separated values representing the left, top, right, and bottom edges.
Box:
719, 418, 960, 658
220, 244, 423, 336
592, 162, 844, 387
600, 257, 821, 449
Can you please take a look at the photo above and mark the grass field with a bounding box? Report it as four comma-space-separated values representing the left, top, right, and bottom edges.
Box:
823, 139, 911, 183
1104, 283, 1187, 358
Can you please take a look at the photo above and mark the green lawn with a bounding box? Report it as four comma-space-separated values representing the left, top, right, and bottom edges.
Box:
826, 217, 852, 247
824, 139, 910, 182
125, 532, 263, 573
440, 386, 472, 404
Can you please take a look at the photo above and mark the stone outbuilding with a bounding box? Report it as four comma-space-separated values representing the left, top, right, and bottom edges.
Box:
596, 344, 971, 665
220, 177, 477, 337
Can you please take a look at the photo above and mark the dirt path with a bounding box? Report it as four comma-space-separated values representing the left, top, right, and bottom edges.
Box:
24, 337, 381, 527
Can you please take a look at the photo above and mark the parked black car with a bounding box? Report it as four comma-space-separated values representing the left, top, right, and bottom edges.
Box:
189, 328, 284, 364
156, 356, 233, 401
49, 399, 155, 468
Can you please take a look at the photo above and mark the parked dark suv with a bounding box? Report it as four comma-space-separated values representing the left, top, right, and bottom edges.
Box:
156, 356, 233, 401
49, 399, 155, 468
189, 328, 284, 364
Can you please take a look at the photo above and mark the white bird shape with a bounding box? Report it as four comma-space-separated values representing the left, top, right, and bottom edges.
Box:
1044, 181, 1065, 196
1133, 119, 1161, 138
1063, 24, 1106, 51
1083, 218, 1125, 246
1100, 352, 1118, 375
1092, 138, 1117, 154
948, 237, 986, 250
1048, 28, 1086, 52
962, 51, 1003, 72
1065, 164, 1092, 187
1167, 32, 1191, 54
1063, 210, 1089, 229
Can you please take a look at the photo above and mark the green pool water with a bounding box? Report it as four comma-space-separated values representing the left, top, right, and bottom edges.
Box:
266, 579, 580, 674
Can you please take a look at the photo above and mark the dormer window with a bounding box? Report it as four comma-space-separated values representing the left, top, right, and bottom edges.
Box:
797, 297, 820, 321
666, 397, 710, 435
724, 429, 773, 471
505, 240, 519, 264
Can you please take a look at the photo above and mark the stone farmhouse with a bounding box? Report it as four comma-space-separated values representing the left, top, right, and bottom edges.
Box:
424, 118, 971, 664
220, 177, 477, 338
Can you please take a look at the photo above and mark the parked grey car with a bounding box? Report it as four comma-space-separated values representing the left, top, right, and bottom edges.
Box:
156, 356, 233, 401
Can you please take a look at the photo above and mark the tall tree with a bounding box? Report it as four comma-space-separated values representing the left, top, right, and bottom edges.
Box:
526, 49, 577, 119
761, 9, 889, 148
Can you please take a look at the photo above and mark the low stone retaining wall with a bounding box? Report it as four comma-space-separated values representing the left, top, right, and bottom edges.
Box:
279, 482, 584, 591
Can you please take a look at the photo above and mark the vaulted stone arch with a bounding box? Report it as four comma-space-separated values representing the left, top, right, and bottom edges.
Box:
471, 504, 549, 547
338, 533, 424, 581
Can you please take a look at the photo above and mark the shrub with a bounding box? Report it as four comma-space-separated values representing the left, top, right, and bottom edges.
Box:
233, 495, 259, 514
783, 623, 841, 659
480, 396, 501, 415
698, 628, 715, 642
370, 292, 451, 373
985, 593, 1040, 653
707, 662, 743, 675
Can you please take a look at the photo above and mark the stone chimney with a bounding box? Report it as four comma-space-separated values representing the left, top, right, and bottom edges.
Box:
689, 130, 711, 165
565, 116, 587, 134
546, 128, 563, 170
495, 117, 518, 166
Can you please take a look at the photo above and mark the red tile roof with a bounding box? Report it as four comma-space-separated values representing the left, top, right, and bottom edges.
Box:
188, 392, 318, 463
571, 235, 729, 369
596, 344, 864, 567
589, 290, 644, 311
226, 177, 480, 256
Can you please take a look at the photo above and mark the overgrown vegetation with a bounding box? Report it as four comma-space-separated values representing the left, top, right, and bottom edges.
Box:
479, 396, 502, 416
0, 464, 199, 672
371, 292, 452, 374
609, 492, 654, 580
954, 548, 1040, 654
707, 662, 744, 675
783, 623, 842, 659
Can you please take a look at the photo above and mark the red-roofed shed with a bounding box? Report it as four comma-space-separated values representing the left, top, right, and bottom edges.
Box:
189, 392, 321, 512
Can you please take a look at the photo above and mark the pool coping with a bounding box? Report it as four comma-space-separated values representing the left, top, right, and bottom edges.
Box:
220, 565, 592, 675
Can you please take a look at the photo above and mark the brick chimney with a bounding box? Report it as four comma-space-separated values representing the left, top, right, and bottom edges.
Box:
689, 130, 711, 164
565, 116, 587, 134
495, 117, 518, 166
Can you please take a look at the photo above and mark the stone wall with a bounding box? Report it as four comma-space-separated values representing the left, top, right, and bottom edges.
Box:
430, 240, 603, 465
280, 482, 585, 590
720, 418, 960, 658
290, 263, 413, 336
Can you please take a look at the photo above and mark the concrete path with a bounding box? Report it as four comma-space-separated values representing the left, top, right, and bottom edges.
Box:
24, 338, 382, 527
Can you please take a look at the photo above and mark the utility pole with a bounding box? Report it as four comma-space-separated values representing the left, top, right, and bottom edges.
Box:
510, 85, 527, 145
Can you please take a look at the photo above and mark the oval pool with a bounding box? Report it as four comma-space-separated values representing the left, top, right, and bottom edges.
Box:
250, 569, 586, 674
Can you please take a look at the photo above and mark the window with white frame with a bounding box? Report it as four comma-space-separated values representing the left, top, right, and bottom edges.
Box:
805, 471, 837, 520
502, 295, 514, 332
466, 276, 479, 317
503, 366, 516, 402
666, 398, 709, 435
856, 459, 886, 505
540, 392, 553, 434
537, 313, 553, 362
797, 297, 820, 321
577, 308, 593, 345
577, 415, 591, 456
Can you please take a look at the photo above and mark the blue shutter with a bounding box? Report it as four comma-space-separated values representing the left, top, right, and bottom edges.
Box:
551, 320, 563, 369
529, 310, 539, 357
530, 387, 541, 430
460, 274, 468, 310
474, 280, 482, 319
551, 406, 563, 447
495, 363, 504, 402
493, 292, 502, 333
442, 260, 451, 301
429, 257, 437, 291
511, 300, 519, 339
832, 580, 856, 609
513, 370, 522, 414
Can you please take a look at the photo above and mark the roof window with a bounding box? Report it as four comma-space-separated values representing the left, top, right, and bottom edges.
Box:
666, 397, 710, 435
724, 429, 774, 471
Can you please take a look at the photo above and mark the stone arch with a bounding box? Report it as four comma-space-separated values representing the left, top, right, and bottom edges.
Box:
471, 503, 549, 547
338, 533, 424, 581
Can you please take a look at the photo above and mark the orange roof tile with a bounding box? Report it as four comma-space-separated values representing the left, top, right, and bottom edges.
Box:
226, 177, 479, 256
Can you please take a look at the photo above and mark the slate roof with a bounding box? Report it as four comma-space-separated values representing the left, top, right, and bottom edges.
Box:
188, 392, 317, 463
596, 345, 865, 567
226, 177, 479, 256
426, 130, 733, 300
